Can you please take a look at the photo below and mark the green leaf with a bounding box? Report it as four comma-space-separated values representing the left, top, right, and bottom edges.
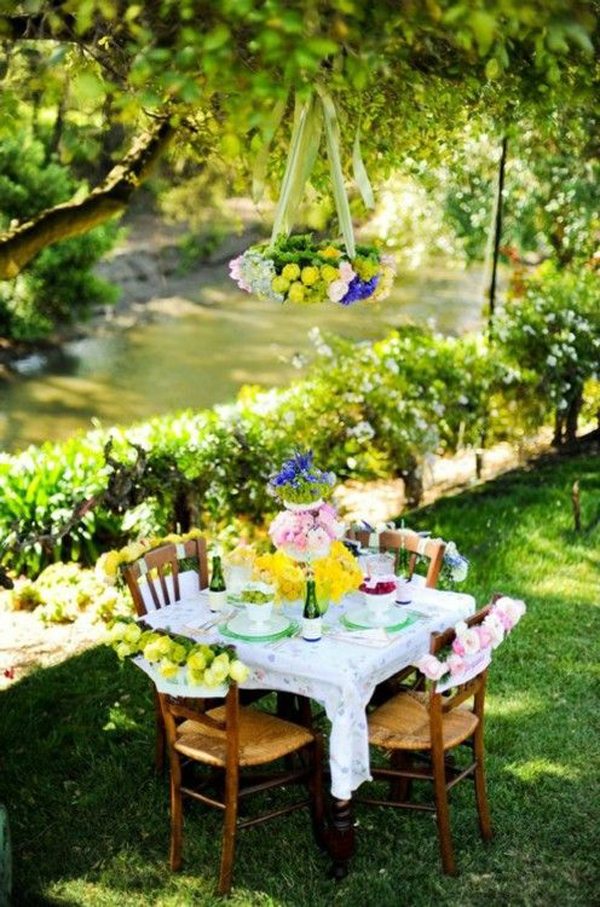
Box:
204, 24, 231, 51
469, 11, 497, 55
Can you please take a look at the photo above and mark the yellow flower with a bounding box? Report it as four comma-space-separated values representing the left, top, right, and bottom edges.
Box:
272, 275, 290, 295
282, 263, 301, 281
163, 533, 183, 545
320, 245, 341, 259
301, 266, 319, 286
320, 265, 339, 282
120, 541, 146, 563
187, 650, 207, 673
183, 528, 202, 540
115, 642, 134, 659
158, 658, 180, 679
353, 258, 380, 280
123, 623, 142, 646
288, 282, 306, 303
229, 659, 250, 683
102, 550, 121, 579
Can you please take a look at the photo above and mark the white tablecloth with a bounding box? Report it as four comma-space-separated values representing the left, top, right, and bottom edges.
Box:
138, 585, 475, 800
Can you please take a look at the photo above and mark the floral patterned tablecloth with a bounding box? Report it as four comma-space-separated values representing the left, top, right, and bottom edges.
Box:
138, 585, 475, 800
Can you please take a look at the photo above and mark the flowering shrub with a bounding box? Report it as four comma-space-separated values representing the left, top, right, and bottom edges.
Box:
416, 596, 526, 684
229, 234, 396, 306
495, 263, 600, 443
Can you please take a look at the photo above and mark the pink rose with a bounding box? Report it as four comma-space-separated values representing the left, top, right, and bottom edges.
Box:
417, 654, 447, 681
447, 653, 465, 676
452, 637, 466, 657
477, 625, 493, 649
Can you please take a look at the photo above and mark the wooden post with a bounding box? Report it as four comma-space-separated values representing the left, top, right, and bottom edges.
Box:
487, 136, 508, 340
572, 481, 581, 532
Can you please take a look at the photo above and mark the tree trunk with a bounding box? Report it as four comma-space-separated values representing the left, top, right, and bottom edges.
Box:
565, 388, 583, 446
0, 117, 176, 278
402, 460, 423, 509
553, 411, 564, 448
487, 135, 507, 340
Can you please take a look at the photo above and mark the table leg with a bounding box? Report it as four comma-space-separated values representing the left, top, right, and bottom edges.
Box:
325, 796, 356, 880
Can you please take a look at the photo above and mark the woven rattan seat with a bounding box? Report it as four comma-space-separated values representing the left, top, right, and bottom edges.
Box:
368, 690, 479, 751
174, 706, 315, 767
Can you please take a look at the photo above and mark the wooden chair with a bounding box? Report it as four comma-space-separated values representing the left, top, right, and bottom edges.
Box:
347, 527, 446, 588
361, 604, 494, 876
123, 537, 208, 617
122, 538, 209, 772
159, 683, 325, 895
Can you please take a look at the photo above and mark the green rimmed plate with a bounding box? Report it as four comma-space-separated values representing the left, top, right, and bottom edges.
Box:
219, 613, 299, 643
341, 607, 421, 633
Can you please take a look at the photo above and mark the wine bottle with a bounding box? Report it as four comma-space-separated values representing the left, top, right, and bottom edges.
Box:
208, 552, 227, 612
302, 571, 322, 642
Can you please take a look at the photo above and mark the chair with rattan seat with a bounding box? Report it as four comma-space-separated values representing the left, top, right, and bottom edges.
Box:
123, 537, 209, 617
347, 527, 446, 588
122, 538, 209, 772
361, 604, 493, 876
160, 683, 325, 895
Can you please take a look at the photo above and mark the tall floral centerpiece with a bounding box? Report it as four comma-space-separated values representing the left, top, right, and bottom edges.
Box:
267, 451, 345, 562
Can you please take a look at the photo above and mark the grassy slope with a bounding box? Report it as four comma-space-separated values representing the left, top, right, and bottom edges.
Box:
1, 452, 599, 907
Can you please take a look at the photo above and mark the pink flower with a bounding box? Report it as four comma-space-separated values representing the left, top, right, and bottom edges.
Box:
339, 261, 356, 283
229, 256, 251, 292
454, 619, 480, 656
452, 637, 466, 657
483, 612, 504, 648
447, 653, 465, 677
328, 279, 349, 303
493, 597, 526, 631
417, 654, 447, 681
477, 625, 493, 649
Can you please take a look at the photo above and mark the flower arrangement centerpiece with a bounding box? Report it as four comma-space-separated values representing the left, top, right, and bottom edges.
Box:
416, 597, 526, 687
108, 617, 250, 689
267, 451, 345, 562
230, 234, 396, 307
254, 540, 362, 611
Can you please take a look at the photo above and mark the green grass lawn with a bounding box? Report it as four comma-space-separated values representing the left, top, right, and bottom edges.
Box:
1, 452, 599, 906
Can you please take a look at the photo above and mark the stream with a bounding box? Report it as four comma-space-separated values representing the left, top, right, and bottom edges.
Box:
0, 264, 485, 453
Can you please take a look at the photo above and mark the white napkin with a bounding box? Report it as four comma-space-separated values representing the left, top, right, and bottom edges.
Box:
407, 587, 476, 616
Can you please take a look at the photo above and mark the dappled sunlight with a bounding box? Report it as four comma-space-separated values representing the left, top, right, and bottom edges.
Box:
486, 695, 544, 719
505, 758, 581, 783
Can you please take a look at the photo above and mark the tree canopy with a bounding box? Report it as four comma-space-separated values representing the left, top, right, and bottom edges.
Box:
0, 0, 598, 276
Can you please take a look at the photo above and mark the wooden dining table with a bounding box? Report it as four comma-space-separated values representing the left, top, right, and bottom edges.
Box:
135, 577, 475, 877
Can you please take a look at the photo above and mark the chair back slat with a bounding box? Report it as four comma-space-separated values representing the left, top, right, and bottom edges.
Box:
124, 536, 209, 616
347, 527, 446, 588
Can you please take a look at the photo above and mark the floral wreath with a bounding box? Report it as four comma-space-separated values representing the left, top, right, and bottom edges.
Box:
417, 596, 526, 684
230, 234, 397, 307
107, 617, 250, 688
231, 86, 396, 307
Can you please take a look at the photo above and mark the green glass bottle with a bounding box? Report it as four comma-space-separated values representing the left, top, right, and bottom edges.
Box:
302, 571, 322, 641
208, 552, 227, 612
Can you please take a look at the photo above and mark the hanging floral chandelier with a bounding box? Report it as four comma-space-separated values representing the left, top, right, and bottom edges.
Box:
229, 86, 397, 306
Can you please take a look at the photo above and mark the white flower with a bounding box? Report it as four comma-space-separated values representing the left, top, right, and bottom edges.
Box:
483, 612, 505, 648
455, 621, 480, 656
546, 355, 557, 367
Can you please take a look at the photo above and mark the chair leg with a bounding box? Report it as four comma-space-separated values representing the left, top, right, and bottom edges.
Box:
169, 752, 183, 871
154, 690, 166, 774
473, 729, 493, 841
390, 751, 413, 802
309, 735, 326, 846
432, 747, 457, 876
218, 765, 239, 896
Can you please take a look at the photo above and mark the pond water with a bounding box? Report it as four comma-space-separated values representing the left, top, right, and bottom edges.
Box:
0, 265, 485, 453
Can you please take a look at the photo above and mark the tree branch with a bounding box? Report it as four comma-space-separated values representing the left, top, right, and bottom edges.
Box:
0, 117, 176, 278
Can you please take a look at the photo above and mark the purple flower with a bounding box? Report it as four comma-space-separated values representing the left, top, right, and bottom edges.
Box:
339, 275, 380, 306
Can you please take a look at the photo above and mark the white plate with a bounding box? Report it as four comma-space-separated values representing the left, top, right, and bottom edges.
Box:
226, 611, 291, 638
343, 602, 404, 629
